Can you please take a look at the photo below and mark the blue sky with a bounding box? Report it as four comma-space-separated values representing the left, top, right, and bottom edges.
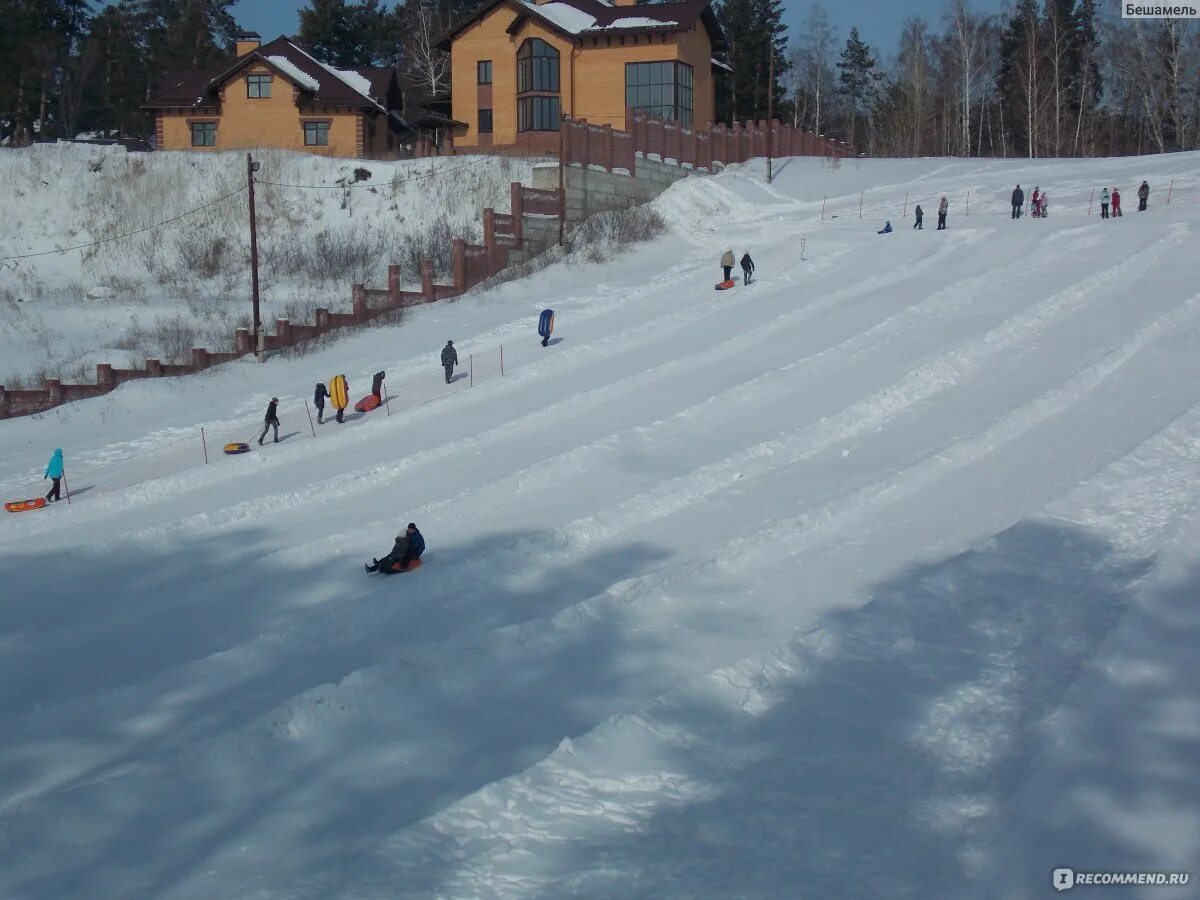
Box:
213, 0, 1011, 62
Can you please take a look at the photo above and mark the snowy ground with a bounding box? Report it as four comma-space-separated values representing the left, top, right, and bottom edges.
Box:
1, 152, 1199, 899
0, 146, 535, 384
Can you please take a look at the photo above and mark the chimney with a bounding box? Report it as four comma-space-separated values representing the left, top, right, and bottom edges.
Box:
235, 32, 262, 57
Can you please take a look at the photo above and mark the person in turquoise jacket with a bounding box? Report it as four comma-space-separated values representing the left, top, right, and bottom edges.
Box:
44, 448, 65, 502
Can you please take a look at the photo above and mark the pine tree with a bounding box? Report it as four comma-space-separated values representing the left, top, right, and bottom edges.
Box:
715, 0, 789, 124
836, 27, 880, 151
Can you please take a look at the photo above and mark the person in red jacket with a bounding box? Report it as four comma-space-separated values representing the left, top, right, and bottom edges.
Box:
1111, 187, 1122, 217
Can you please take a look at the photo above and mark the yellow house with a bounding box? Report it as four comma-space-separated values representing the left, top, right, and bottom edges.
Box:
145, 34, 431, 158
438, 0, 726, 152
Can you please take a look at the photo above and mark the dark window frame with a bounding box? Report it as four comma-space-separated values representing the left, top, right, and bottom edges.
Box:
478, 108, 494, 133
517, 95, 560, 132
246, 73, 273, 99
189, 121, 217, 146
517, 38, 560, 93
477, 60, 493, 84
625, 60, 694, 128
302, 119, 332, 146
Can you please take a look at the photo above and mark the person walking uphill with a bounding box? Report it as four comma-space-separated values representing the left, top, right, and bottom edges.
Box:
44, 448, 65, 502
720, 249, 734, 283
1111, 187, 1122, 217
1100, 187, 1110, 219
1138, 180, 1150, 211
913, 204, 923, 229
371, 370, 386, 401
258, 397, 281, 445
313, 382, 328, 424
740, 252, 755, 285
937, 196, 948, 230
441, 341, 458, 384
1011, 184, 1025, 219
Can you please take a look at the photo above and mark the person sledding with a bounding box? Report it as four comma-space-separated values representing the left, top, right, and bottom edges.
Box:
877, 220, 893, 234
365, 523, 425, 573
740, 252, 755, 285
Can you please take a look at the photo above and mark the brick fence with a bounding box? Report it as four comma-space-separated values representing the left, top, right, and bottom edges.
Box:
563, 113, 856, 175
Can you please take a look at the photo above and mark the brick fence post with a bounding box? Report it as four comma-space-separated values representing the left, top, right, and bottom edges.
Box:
510, 181, 524, 247
96, 363, 114, 388
0, 387, 7, 419
191, 349, 209, 371
145, 359, 163, 377
603, 123, 613, 172
46, 377, 63, 406
421, 258, 434, 298
483, 207, 496, 275
276, 318, 292, 346
388, 264, 400, 305
452, 239, 466, 293
235, 328, 252, 355
352, 283, 367, 322
315, 308, 330, 333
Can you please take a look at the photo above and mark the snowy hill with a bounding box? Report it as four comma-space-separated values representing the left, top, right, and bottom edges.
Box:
1, 151, 1199, 899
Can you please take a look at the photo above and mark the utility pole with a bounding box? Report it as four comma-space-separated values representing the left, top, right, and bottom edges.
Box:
766, 42, 775, 183
247, 153, 262, 357
558, 112, 566, 246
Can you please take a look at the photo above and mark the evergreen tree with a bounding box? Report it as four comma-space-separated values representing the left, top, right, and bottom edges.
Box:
836, 27, 880, 151
715, 0, 789, 125
81, 2, 152, 139
299, 0, 399, 68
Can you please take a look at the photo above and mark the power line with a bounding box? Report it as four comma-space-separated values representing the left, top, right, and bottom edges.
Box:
0, 184, 249, 262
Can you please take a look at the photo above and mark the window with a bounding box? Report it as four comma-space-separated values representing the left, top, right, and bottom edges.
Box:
518, 96, 560, 132
190, 122, 217, 146
477, 60, 492, 84
478, 108, 493, 134
247, 74, 272, 98
625, 61, 693, 128
517, 39, 559, 93
303, 121, 330, 146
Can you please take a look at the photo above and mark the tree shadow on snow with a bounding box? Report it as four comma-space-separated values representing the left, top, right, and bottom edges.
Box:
0, 524, 742, 900
482, 518, 1196, 900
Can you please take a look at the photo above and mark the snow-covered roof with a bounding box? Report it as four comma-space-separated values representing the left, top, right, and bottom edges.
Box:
589, 16, 678, 29
266, 56, 320, 92
711, 57, 733, 73
318, 63, 376, 102
519, 1, 597, 34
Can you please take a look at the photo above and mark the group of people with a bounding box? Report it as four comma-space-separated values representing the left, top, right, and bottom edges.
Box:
1010, 180, 1151, 221
720, 249, 756, 285
881, 196, 950, 234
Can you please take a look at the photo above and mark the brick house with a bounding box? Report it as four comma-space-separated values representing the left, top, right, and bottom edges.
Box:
437, 0, 727, 153
144, 34, 450, 158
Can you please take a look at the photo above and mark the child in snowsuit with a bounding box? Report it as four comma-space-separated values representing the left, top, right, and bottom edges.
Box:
1100, 187, 1110, 219
441, 341, 458, 384
1138, 181, 1150, 211
366, 524, 425, 573
1111, 188, 1122, 217
44, 448, 64, 502
740, 252, 755, 285
1030, 188, 1041, 218
913, 205, 923, 229
877, 220, 893, 234
313, 382, 328, 424
937, 197, 948, 230
258, 397, 280, 445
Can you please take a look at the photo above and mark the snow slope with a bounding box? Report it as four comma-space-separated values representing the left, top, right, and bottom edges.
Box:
1, 152, 1199, 899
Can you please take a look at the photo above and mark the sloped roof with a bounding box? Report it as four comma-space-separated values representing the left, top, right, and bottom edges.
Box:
145, 37, 398, 112
438, 0, 725, 51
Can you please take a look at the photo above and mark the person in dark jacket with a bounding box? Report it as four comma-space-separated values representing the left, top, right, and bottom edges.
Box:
441, 341, 458, 384
366, 523, 426, 573
1011, 184, 1024, 219
937, 196, 948, 230
371, 370, 386, 400
877, 220, 893, 234
740, 252, 755, 285
258, 397, 280, 445
44, 448, 65, 502
1138, 180, 1149, 211
313, 382, 328, 424
913, 204, 923, 229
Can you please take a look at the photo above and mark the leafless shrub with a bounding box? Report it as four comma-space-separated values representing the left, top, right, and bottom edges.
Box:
176, 232, 233, 279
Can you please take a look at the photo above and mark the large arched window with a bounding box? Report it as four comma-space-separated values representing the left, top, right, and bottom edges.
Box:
517, 38, 560, 132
